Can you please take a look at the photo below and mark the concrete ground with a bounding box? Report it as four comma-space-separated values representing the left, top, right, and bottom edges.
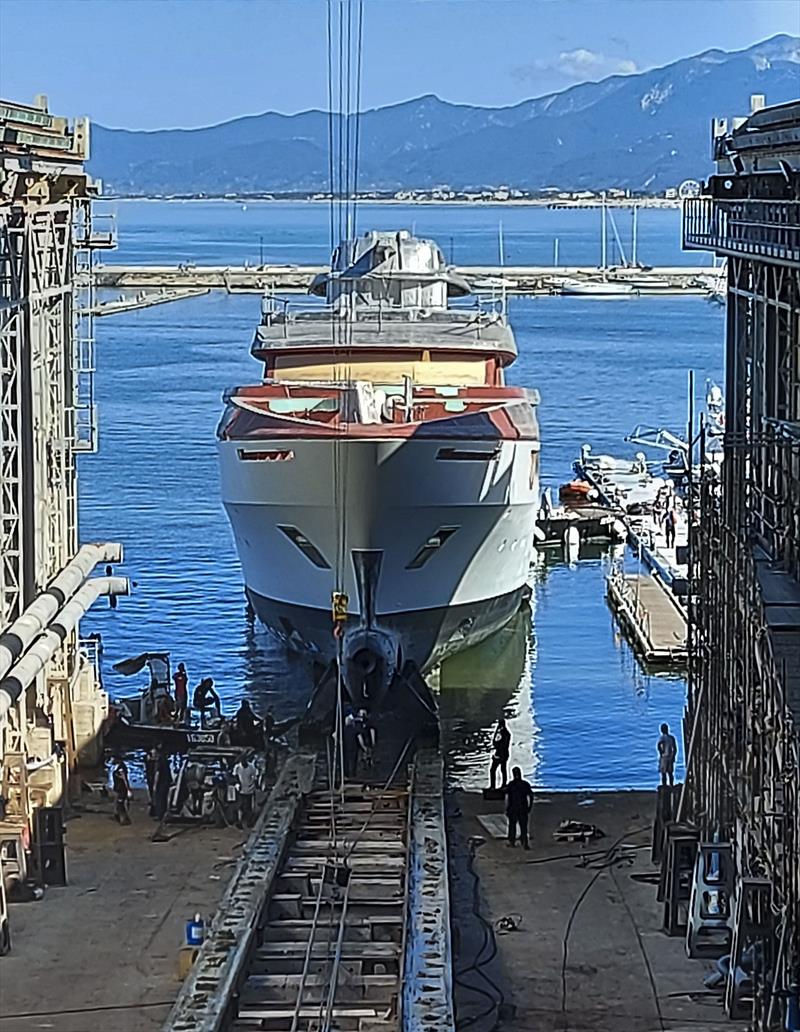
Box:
0, 791, 248, 1032
449, 789, 749, 1032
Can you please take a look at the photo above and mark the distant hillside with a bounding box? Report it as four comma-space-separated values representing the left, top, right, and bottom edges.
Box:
89, 34, 800, 196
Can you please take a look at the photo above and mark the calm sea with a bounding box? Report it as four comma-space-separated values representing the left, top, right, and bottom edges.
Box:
81, 201, 723, 791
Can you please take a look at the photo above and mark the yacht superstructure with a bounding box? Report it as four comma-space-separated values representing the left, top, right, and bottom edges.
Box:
218, 231, 540, 709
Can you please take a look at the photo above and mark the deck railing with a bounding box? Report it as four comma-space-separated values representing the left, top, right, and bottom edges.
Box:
683, 198, 800, 266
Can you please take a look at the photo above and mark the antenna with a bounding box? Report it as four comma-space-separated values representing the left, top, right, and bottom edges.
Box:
631, 204, 638, 268
498, 220, 507, 314
607, 207, 628, 268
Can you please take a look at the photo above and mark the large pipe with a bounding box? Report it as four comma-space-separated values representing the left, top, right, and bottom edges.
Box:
0, 543, 123, 679
0, 576, 129, 720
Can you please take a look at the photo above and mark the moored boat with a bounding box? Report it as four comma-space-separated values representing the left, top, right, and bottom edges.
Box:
218, 231, 541, 710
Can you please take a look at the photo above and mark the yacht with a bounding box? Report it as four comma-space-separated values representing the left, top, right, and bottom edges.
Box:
217, 231, 540, 709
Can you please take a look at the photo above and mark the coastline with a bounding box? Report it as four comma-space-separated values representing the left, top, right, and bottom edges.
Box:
100, 195, 682, 209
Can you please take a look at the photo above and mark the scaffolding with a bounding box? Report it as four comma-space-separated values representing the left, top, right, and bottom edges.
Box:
683, 98, 800, 1028
0, 97, 118, 833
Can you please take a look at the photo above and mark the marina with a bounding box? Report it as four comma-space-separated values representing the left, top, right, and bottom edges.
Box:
93, 261, 718, 299
1, 77, 799, 1032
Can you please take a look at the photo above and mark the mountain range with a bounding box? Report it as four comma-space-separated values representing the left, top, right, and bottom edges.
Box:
89, 34, 800, 196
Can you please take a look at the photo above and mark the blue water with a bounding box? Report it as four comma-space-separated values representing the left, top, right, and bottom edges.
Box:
99, 199, 712, 269
81, 201, 723, 790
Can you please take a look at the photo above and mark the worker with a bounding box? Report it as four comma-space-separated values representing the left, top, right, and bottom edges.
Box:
233, 752, 258, 829
505, 766, 533, 850
156, 692, 175, 725
233, 700, 262, 749
356, 709, 376, 769
664, 508, 677, 549
489, 717, 511, 790
342, 711, 358, 780
144, 745, 159, 814
151, 744, 172, 820
193, 677, 221, 727
111, 756, 132, 825
657, 723, 678, 786
173, 662, 189, 723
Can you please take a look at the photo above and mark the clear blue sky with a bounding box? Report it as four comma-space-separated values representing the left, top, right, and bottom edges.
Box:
0, 0, 796, 129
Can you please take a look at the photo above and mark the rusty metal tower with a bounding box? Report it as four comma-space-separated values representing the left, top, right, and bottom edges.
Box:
683, 97, 800, 1029
0, 97, 126, 843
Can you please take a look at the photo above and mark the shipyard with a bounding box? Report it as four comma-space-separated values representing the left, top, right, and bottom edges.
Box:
1, 4, 799, 1032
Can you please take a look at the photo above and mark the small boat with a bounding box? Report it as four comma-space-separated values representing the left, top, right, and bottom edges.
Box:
560, 278, 636, 297
104, 712, 221, 753
616, 276, 673, 291
472, 276, 519, 292
558, 479, 598, 503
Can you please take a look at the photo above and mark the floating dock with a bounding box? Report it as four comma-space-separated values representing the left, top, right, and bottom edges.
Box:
606, 569, 687, 665
87, 287, 210, 316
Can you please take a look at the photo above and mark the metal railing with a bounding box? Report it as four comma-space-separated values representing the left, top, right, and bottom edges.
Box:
683, 198, 800, 266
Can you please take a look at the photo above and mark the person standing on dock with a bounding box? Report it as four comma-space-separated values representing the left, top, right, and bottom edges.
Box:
657, 723, 678, 786
233, 699, 261, 749
505, 767, 533, 850
233, 752, 258, 828
664, 508, 677, 549
151, 744, 172, 820
111, 756, 132, 825
489, 717, 511, 790
173, 662, 188, 724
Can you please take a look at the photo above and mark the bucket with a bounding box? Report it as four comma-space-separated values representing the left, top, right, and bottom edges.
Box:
185, 913, 204, 947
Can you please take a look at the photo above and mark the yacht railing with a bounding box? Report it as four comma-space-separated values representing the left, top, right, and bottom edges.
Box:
683, 197, 800, 266
258, 292, 505, 340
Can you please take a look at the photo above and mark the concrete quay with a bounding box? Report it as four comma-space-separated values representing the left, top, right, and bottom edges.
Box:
94, 262, 716, 296
0, 793, 249, 1032
450, 790, 749, 1032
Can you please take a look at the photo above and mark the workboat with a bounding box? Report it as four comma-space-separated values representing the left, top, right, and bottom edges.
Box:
217, 231, 540, 710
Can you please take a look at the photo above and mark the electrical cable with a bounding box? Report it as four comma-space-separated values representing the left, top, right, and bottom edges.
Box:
610, 863, 667, 1031
559, 824, 651, 1030
453, 836, 505, 1032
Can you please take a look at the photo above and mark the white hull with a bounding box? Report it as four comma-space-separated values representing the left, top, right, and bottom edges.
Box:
219, 434, 539, 677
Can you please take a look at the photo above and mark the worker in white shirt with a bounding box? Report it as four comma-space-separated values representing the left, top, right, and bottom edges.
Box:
233, 752, 258, 828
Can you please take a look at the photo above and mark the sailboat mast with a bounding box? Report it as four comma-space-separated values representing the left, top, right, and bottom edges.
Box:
601, 191, 607, 272
632, 204, 638, 267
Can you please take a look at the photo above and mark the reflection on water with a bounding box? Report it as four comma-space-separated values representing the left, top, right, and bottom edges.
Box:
441, 545, 687, 792
439, 605, 536, 791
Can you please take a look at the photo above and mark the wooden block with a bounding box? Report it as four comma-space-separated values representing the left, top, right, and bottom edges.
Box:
178, 944, 199, 980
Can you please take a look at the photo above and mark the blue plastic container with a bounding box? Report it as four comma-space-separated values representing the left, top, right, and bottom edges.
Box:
185, 913, 204, 947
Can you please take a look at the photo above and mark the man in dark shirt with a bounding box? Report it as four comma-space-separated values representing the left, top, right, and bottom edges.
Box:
505, 766, 533, 849
489, 717, 511, 790
173, 662, 189, 724
193, 677, 221, 727
111, 756, 132, 825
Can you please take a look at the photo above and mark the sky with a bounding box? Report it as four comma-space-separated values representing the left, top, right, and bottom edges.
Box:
0, 0, 797, 130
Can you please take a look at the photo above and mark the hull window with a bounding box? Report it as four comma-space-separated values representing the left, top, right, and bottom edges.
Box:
237, 449, 295, 462
277, 526, 331, 569
437, 447, 500, 462
407, 526, 459, 570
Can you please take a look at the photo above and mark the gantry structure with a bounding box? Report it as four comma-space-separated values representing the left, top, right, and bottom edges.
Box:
0, 97, 125, 847
683, 98, 800, 1028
